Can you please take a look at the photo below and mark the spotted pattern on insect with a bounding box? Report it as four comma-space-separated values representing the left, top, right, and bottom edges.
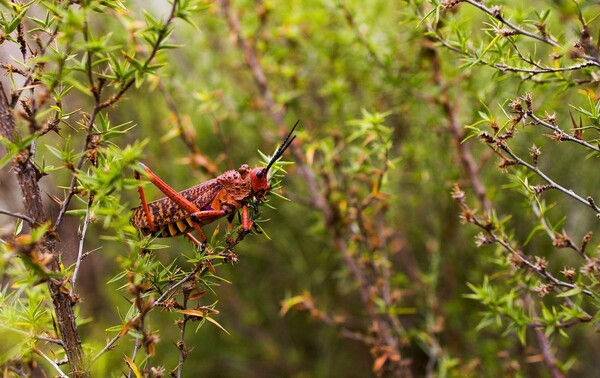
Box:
131, 178, 222, 237
130, 165, 254, 238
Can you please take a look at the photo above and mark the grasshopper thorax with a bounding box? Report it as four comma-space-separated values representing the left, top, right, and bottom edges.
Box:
250, 167, 271, 200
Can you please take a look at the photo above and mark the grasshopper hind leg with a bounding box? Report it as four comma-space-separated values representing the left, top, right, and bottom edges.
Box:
135, 169, 156, 232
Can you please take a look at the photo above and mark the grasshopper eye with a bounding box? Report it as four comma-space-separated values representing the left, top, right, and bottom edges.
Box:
256, 169, 265, 179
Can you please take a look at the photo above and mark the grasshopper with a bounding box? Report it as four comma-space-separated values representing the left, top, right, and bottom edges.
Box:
130, 121, 298, 247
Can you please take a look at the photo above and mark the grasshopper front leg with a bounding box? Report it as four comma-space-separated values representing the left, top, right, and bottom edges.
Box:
226, 204, 253, 234
241, 204, 253, 232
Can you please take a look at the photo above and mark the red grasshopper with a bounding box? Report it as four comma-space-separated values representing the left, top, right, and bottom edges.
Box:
130, 121, 298, 247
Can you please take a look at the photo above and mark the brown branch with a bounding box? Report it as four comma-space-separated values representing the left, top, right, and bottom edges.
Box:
498, 141, 600, 213
425, 39, 492, 213
527, 295, 565, 378
0, 82, 89, 377
0, 208, 35, 224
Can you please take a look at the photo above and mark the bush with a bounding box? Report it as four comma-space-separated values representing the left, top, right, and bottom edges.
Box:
0, 0, 598, 377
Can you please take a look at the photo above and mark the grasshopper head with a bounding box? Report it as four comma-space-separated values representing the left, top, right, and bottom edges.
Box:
250, 120, 299, 201
250, 167, 270, 200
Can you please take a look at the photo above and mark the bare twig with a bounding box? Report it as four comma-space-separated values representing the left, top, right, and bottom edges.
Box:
0, 323, 64, 346
499, 142, 600, 213
126, 339, 143, 378
495, 60, 596, 75
175, 292, 189, 378
69, 196, 94, 298
527, 112, 600, 153
0, 208, 35, 224
36, 335, 65, 346
35, 348, 69, 378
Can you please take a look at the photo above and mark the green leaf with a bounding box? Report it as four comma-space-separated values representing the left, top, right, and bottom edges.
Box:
556, 286, 583, 298
4, 2, 30, 34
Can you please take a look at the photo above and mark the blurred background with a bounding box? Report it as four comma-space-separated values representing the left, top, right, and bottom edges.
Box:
1, 0, 600, 377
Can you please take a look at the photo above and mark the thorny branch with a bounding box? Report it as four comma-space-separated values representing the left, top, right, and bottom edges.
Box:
430, 1, 600, 366
97, 1, 180, 111
459, 0, 599, 67
452, 184, 595, 301
426, 1, 600, 82
461, 0, 561, 48
497, 141, 600, 213
91, 262, 204, 365
92, 231, 246, 366
527, 112, 600, 153
55, 0, 180, 229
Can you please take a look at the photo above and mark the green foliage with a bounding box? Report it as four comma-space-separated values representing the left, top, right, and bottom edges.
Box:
1, 0, 600, 377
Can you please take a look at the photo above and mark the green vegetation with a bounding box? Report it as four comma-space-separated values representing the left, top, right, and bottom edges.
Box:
0, 0, 599, 377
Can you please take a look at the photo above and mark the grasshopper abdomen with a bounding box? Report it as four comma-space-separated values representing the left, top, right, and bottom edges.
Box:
130, 178, 225, 236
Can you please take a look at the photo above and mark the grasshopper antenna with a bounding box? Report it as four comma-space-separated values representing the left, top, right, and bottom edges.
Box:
265, 120, 299, 173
